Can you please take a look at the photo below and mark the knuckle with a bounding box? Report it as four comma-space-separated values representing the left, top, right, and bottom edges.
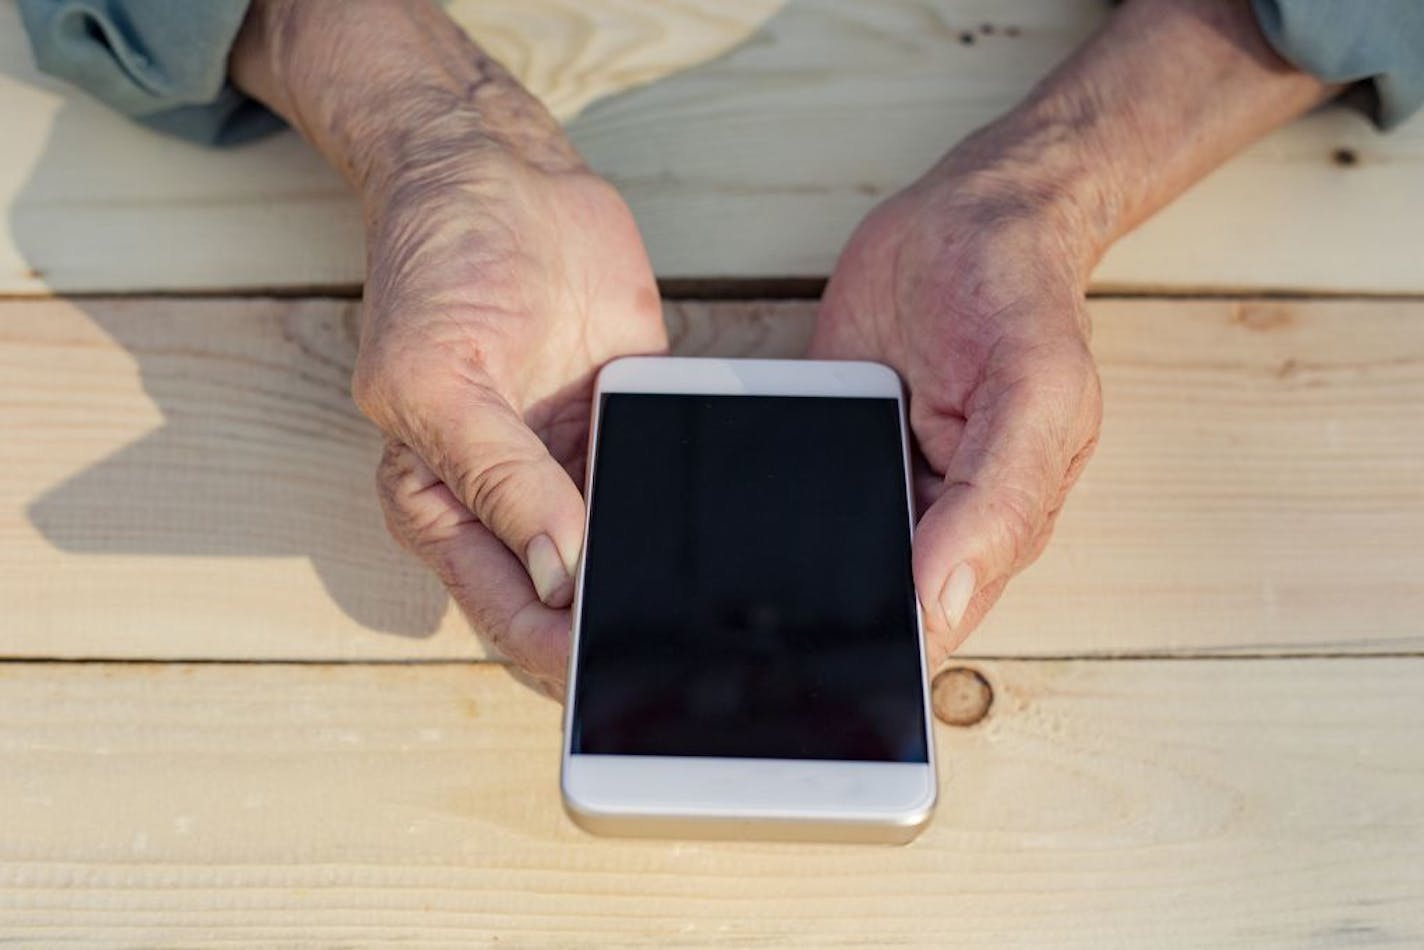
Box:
455, 451, 536, 530
374, 442, 431, 513
374, 457, 425, 555
943, 473, 1042, 572
991, 478, 1043, 558
375, 440, 417, 487
1018, 508, 1063, 571
374, 443, 471, 559
376, 487, 422, 556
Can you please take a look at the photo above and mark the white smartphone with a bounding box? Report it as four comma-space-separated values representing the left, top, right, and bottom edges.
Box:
561, 357, 937, 843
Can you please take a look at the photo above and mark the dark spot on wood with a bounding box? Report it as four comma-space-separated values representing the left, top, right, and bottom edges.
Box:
1312, 918, 1390, 945
1005, 25, 1021, 37
979, 23, 995, 35
932, 666, 993, 727
959, 31, 976, 46
1332, 147, 1359, 167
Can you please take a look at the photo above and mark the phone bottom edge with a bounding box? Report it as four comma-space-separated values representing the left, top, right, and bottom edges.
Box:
562, 803, 933, 845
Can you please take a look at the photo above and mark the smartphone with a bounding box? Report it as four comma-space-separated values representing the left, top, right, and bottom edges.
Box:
561, 357, 937, 843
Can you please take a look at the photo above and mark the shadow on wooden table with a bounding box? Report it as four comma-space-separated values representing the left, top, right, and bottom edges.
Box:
18, 291, 452, 642
0, 57, 459, 640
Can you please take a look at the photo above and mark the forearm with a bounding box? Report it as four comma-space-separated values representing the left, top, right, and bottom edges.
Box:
228, 0, 576, 199
944, 0, 1337, 275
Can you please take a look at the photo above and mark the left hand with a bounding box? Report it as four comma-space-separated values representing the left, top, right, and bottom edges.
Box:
810, 163, 1103, 665
231, 0, 667, 697
361, 146, 666, 698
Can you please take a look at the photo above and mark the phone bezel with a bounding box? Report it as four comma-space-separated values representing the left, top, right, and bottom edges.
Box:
560, 357, 937, 840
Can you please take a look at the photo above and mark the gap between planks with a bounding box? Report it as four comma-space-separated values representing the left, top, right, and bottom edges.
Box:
4, 284, 1424, 304
1, 653, 1423, 667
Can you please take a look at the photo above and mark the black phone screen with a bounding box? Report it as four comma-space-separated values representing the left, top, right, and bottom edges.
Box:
569, 392, 929, 763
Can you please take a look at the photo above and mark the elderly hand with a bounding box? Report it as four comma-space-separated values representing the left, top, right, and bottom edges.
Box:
810, 150, 1102, 665
811, 0, 1337, 663
357, 130, 665, 696
232, 0, 664, 694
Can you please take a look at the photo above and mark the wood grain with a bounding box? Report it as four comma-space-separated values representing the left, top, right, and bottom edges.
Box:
2, 296, 1422, 660
0, 660, 1419, 946
2, 0, 1421, 293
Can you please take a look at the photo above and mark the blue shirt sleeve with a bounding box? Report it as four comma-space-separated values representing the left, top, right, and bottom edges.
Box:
1252, 0, 1424, 129
18, 0, 285, 146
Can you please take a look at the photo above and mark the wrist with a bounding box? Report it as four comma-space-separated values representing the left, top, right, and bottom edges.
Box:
925, 103, 1129, 284
231, 0, 578, 201
918, 0, 1333, 286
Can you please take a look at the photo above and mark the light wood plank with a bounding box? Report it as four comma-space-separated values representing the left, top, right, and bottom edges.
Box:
0, 660, 1420, 945
2, 296, 1422, 660
2, 0, 1421, 293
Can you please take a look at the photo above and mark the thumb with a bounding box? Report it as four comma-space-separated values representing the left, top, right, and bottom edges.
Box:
390, 382, 586, 609
914, 352, 1100, 652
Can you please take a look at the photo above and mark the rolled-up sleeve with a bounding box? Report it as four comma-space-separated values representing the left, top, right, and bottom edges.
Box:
18, 0, 284, 146
1252, 0, 1424, 129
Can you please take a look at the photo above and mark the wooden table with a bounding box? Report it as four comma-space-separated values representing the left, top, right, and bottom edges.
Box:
2, 1, 1422, 945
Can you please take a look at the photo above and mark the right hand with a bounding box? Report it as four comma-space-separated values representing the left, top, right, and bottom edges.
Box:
354, 130, 666, 697
810, 167, 1102, 666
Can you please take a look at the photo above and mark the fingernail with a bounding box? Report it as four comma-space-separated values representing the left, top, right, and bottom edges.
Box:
939, 562, 977, 630
526, 534, 574, 608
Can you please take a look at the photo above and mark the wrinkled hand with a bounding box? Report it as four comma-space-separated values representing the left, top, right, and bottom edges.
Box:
353, 139, 665, 695
811, 167, 1103, 665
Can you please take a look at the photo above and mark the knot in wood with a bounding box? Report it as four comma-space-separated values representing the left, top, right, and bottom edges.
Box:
1332, 147, 1359, 167
931, 666, 993, 726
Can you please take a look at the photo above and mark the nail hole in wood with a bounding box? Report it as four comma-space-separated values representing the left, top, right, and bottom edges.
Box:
959, 31, 976, 46
1332, 147, 1358, 167
932, 666, 993, 727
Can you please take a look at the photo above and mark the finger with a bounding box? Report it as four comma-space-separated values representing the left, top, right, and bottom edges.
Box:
377, 442, 572, 691
914, 343, 1101, 652
363, 371, 587, 610
925, 577, 1009, 671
